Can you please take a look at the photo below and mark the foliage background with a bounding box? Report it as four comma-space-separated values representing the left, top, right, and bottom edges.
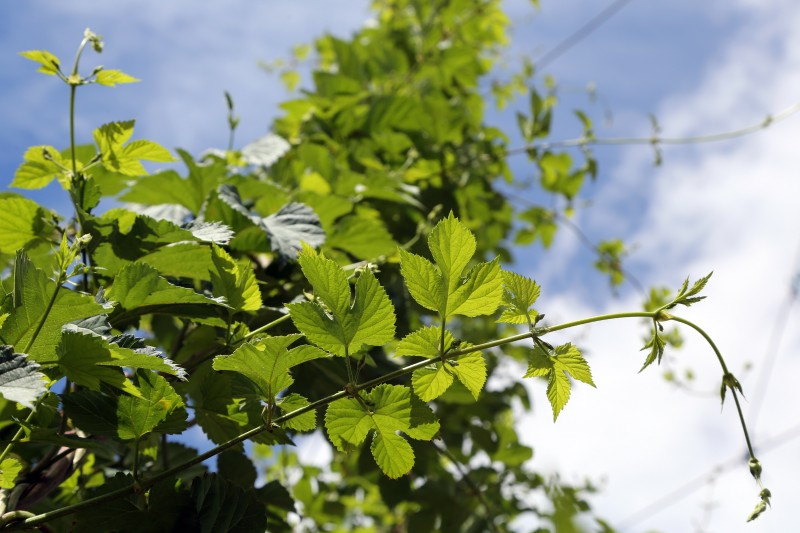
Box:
1, 1, 799, 531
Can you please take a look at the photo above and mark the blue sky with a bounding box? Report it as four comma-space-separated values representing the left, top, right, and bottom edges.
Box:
2, 1, 799, 531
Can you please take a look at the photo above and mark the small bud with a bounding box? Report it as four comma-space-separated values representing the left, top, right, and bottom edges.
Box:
92, 65, 104, 76
77, 234, 93, 245
748, 458, 762, 479
42, 147, 54, 161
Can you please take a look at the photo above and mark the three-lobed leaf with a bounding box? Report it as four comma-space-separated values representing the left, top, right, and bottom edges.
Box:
498, 271, 541, 324
524, 343, 595, 421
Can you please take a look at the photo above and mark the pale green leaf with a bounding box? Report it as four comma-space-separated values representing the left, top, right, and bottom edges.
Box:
138, 242, 215, 281
278, 393, 316, 431
498, 271, 541, 324
395, 326, 454, 359
209, 245, 261, 312
428, 213, 476, 292
327, 214, 397, 260
370, 430, 414, 479
212, 335, 327, 400
0, 457, 22, 489
450, 352, 487, 400
553, 343, 595, 387
287, 301, 346, 356
19, 50, 61, 75
448, 257, 503, 317
547, 363, 571, 421
94, 69, 140, 86
412, 364, 454, 402
347, 270, 395, 352
524, 343, 594, 421
398, 248, 442, 312
297, 244, 351, 320
11, 145, 68, 189
0, 197, 54, 254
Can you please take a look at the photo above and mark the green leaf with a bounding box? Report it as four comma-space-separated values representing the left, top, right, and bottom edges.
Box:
0, 457, 22, 489
262, 202, 325, 260
0, 345, 47, 408
450, 352, 487, 400
325, 384, 437, 478
327, 214, 397, 260
209, 245, 261, 312
412, 364, 454, 402
399, 214, 503, 319
19, 50, 61, 75
640, 328, 666, 372
524, 343, 594, 421
0, 197, 55, 255
428, 213, 476, 293
189, 474, 268, 533
395, 326, 454, 359
290, 247, 395, 356
498, 271, 541, 324
94, 69, 140, 86
57, 330, 140, 397
12, 145, 69, 189
212, 335, 328, 402
138, 242, 215, 281
669, 272, 713, 308
115, 372, 185, 440
105, 262, 226, 317
93, 121, 174, 177
398, 249, 442, 313
0, 251, 106, 363
278, 393, 316, 431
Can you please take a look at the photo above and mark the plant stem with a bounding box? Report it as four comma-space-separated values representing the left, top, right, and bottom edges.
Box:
6, 309, 759, 531
243, 314, 291, 341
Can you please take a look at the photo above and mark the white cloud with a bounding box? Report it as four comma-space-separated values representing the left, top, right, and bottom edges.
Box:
518, 2, 800, 531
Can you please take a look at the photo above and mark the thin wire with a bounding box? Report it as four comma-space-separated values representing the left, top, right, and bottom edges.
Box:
535, 0, 638, 70
619, 421, 800, 529
748, 241, 800, 429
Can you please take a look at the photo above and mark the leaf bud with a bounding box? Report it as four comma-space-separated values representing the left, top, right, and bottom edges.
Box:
748, 458, 762, 479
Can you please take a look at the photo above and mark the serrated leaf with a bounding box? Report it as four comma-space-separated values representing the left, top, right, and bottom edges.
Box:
0, 345, 47, 408
395, 326, 454, 359
327, 214, 397, 260
639, 329, 666, 372
12, 145, 68, 189
209, 245, 261, 312
19, 50, 61, 75
428, 213, 476, 293
291, 248, 395, 357
399, 214, 503, 319
398, 249, 442, 313
450, 352, 487, 400
115, 372, 185, 440
105, 262, 226, 316
94, 69, 140, 86
0, 197, 54, 254
325, 384, 434, 478
93, 121, 174, 177
262, 202, 325, 260
190, 474, 268, 533
57, 330, 140, 397
524, 343, 594, 421
498, 271, 541, 324
241, 134, 290, 167
278, 393, 316, 431
412, 364, 454, 401
138, 242, 215, 281
0, 457, 22, 489
296, 244, 351, 320
0, 251, 105, 363
347, 270, 396, 353
212, 335, 328, 401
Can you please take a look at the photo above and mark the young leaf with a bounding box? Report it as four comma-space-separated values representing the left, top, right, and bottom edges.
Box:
19, 50, 61, 75
399, 213, 503, 319
277, 393, 316, 431
212, 335, 328, 402
11, 146, 69, 189
667, 272, 713, 309
412, 364, 454, 402
209, 244, 262, 312
498, 271, 541, 324
395, 326, 455, 359
325, 384, 438, 478
0, 345, 47, 408
640, 328, 666, 372
449, 352, 487, 400
0, 196, 56, 255
0, 457, 23, 489
524, 343, 595, 421
94, 69, 140, 86
289, 246, 395, 356
93, 120, 174, 176
115, 372, 185, 440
